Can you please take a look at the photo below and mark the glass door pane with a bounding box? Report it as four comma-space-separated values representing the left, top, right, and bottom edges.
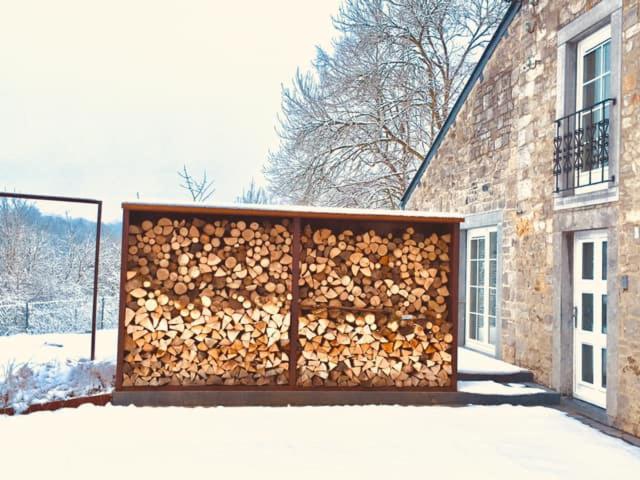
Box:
488, 231, 497, 345
465, 228, 498, 353
469, 237, 485, 341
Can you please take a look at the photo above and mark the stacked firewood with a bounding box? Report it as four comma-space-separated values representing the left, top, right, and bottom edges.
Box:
297, 225, 453, 387
121, 217, 292, 387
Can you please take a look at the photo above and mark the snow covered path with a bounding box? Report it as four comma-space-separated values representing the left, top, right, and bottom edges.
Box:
1, 404, 638, 479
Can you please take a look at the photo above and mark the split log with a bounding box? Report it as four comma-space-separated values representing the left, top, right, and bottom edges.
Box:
296, 309, 454, 388
296, 224, 454, 387
122, 216, 293, 387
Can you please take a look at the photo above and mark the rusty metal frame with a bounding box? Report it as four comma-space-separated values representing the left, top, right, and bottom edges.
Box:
117, 203, 462, 396
0, 192, 102, 360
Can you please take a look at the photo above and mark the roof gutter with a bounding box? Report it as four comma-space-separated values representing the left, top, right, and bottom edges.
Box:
400, 0, 522, 209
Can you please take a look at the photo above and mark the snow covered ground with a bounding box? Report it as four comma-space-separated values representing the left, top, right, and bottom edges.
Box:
0, 329, 117, 365
0, 330, 116, 412
458, 381, 546, 396
458, 347, 525, 374
1, 404, 639, 479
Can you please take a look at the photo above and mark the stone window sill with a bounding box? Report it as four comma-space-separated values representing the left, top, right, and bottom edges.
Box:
553, 185, 618, 211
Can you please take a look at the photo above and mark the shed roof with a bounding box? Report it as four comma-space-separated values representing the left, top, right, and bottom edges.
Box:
122, 201, 464, 224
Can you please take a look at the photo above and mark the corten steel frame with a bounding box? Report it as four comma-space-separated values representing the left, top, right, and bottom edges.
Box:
0, 192, 103, 360
116, 203, 462, 398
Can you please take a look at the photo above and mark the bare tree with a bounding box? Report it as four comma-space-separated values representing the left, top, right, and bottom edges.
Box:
236, 178, 269, 204
265, 0, 506, 208
178, 165, 215, 202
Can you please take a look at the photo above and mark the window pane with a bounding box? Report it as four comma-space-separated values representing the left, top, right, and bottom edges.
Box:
471, 238, 478, 259
470, 286, 477, 312
477, 285, 485, 315
582, 344, 594, 384
602, 241, 608, 280
601, 294, 607, 334
582, 293, 594, 331
603, 73, 611, 100
489, 316, 497, 346
490, 231, 497, 259
583, 50, 597, 82
583, 81, 597, 107
602, 348, 607, 388
603, 41, 611, 73
489, 289, 496, 316
478, 238, 485, 259
489, 260, 497, 288
477, 311, 486, 342
582, 242, 594, 280
470, 313, 478, 340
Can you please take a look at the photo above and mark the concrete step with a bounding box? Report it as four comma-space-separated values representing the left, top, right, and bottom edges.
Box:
458, 347, 535, 384
458, 369, 535, 383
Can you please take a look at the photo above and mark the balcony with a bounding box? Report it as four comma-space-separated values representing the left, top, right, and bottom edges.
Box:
553, 98, 616, 194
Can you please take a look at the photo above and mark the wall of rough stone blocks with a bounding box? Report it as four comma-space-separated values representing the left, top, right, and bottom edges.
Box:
406, 0, 640, 436
615, 0, 640, 437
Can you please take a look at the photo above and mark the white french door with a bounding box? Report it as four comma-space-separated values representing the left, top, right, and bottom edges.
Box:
465, 227, 498, 356
573, 230, 608, 408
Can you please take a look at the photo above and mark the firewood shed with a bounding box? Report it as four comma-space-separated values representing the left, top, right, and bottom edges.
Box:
113, 202, 463, 407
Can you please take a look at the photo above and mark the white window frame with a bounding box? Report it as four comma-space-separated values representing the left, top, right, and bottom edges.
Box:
464, 226, 497, 356
574, 25, 612, 194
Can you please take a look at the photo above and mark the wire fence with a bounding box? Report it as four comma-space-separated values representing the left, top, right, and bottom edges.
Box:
0, 296, 119, 336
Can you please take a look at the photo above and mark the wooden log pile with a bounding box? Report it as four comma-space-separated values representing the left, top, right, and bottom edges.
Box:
122, 216, 292, 387
297, 225, 453, 387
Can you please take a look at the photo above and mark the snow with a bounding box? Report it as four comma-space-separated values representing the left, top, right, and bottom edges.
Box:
123, 200, 464, 221
0, 330, 116, 413
458, 347, 525, 374
0, 329, 117, 366
459, 381, 546, 396
1, 404, 639, 479
0, 359, 114, 413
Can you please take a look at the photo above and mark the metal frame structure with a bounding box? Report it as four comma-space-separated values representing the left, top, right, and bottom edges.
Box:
116, 202, 462, 403
0, 192, 102, 360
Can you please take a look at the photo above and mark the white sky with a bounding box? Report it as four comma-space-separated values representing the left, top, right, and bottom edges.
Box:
0, 0, 342, 221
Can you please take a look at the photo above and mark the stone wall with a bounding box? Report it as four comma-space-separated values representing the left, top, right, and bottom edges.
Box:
406, 0, 640, 436
615, 0, 640, 437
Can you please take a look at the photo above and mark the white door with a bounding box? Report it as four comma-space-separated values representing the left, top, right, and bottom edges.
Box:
573, 230, 608, 408
465, 227, 498, 356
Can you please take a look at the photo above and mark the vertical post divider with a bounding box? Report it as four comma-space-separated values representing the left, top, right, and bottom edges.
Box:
115, 208, 130, 391
288, 217, 302, 387
450, 223, 460, 392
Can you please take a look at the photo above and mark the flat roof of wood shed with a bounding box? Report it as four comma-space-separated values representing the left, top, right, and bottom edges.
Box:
122, 202, 464, 224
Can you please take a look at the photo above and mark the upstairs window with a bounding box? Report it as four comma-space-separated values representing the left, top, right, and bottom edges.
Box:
576, 26, 611, 180
554, 25, 615, 194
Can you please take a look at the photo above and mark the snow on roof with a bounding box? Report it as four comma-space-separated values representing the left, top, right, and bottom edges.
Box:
121, 200, 464, 222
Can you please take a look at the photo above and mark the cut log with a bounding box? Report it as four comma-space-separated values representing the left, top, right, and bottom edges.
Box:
122, 216, 293, 387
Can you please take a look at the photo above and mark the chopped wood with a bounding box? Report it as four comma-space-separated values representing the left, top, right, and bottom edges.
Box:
122, 216, 293, 387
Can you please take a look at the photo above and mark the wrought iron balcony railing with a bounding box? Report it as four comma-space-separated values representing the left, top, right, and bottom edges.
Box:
553, 98, 615, 193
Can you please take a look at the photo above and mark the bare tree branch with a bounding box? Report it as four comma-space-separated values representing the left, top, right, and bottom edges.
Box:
265, 0, 506, 208
178, 165, 215, 202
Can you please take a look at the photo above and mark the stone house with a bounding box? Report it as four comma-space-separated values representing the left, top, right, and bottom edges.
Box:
402, 0, 640, 436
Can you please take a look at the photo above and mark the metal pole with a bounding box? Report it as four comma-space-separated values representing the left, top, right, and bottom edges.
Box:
100, 296, 105, 330
90, 202, 102, 361
25, 301, 29, 331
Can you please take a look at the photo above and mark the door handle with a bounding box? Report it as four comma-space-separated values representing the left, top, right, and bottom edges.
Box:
572, 306, 578, 328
